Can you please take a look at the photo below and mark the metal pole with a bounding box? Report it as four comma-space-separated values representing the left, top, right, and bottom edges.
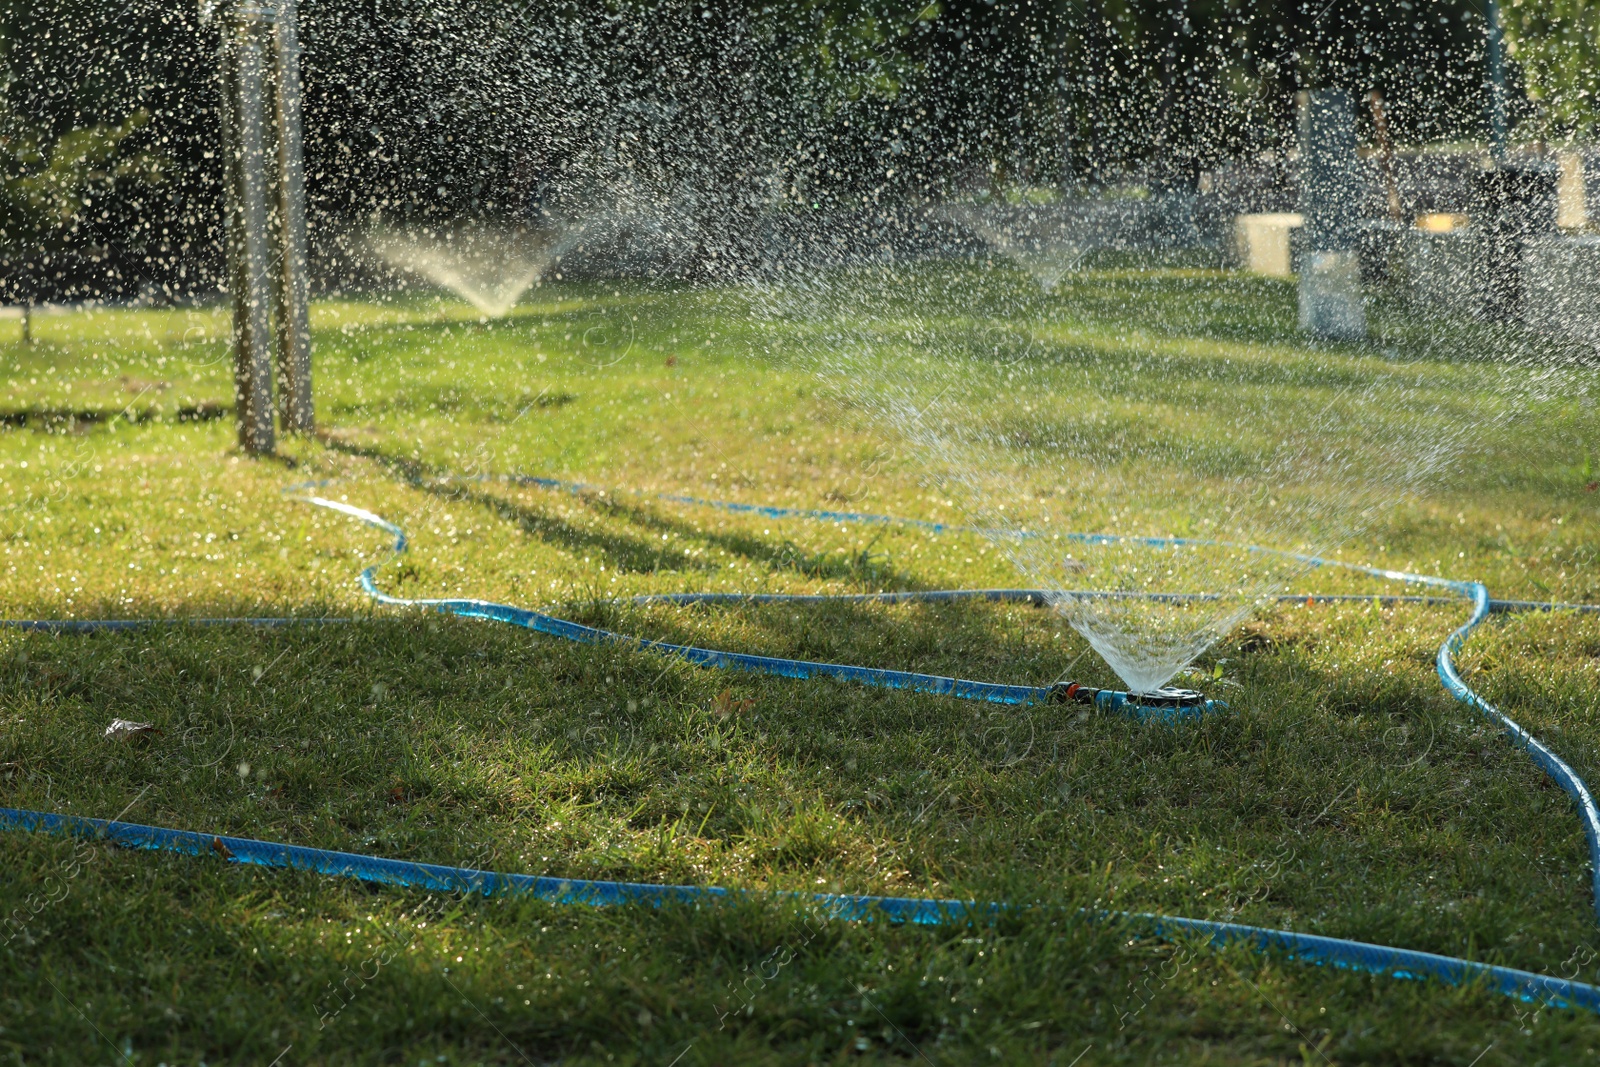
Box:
270, 0, 314, 433
1485, 0, 1508, 164
221, 4, 277, 455
1055, 0, 1075, 190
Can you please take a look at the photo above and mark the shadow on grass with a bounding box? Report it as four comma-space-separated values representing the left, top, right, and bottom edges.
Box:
7, 598, 1597, 984
309, 434, 1061, 691
319, 433, 929, 590
0, 402, 231, 432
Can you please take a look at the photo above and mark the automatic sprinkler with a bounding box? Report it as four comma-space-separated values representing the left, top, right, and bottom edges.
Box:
1048, 681, 1225, 722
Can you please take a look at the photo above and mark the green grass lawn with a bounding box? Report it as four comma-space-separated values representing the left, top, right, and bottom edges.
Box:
1, 264, 1599, 1064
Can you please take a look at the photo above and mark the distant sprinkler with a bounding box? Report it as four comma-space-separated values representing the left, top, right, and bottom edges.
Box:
218, 0, 314, 455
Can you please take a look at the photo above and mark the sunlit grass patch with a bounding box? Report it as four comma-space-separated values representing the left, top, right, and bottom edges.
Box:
0, 265, 1597, 1061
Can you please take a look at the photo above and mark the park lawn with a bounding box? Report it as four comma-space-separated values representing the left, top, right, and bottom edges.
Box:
0, 264, 1597, 1064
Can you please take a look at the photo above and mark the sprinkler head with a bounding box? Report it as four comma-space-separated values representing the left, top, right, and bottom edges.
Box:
1128, 687, 1207, 709
1048, 682, 1224, 721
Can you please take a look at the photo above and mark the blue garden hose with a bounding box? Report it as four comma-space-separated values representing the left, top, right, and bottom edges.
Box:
1, 802, 1598, 1012
3, 479, 1600, 1016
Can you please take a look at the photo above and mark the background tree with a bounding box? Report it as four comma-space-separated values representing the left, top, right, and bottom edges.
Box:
0, 0, 204, 309
0, 0, 1554, 302
0, 107, 163, 340
1501, 0, 1600, 139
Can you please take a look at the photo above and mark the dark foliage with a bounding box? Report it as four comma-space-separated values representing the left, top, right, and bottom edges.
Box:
0, 0, 1519, 302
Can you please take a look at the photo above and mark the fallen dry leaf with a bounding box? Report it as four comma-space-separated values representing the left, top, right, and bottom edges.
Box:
710, 689, 755, 719
104, 719, 160, 743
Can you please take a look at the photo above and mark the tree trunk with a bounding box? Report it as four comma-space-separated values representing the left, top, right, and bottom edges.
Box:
19, 303, 31, 347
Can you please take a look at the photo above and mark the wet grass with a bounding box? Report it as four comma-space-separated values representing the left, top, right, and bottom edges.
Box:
0, 264, 1598, 1064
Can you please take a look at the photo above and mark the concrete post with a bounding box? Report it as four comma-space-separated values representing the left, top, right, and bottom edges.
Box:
270, 0, 314, 433
1297, 88, 1366, 341
220, 4, 278, 454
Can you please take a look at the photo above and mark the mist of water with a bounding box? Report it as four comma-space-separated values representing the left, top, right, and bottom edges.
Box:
22, 0, 1594, 697
771, 266, 1586, 694
945, 204, 1087, 292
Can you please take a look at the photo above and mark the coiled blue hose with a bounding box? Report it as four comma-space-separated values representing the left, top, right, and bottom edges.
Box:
293, 491, 1600, 924
295, 497, 1224, 714
3, 480, 1599, 1014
